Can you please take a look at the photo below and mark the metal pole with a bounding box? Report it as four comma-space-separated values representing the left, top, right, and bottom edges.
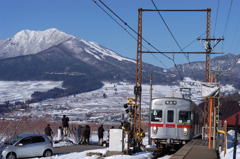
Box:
209, 74, 213, 149
148, 74, 152, 145
233, 114, 239, 159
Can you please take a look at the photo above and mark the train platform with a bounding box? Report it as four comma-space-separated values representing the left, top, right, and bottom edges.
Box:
170, 139, 219, 159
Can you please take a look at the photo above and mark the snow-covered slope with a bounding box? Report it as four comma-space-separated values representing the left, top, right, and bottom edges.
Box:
0, 28, 135, 63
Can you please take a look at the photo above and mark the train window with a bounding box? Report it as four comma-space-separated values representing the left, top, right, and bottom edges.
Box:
179, 111, 191, 123
167, 110, 174, 122
151, 110, 162, 122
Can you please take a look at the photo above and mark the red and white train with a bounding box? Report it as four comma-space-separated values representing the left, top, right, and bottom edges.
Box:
149, 93, 203, 149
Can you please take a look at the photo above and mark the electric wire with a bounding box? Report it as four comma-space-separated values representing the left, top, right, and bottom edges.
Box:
182, 32, 206, 51
213, 0, 220, 37
226, 55, 240, 75
95, 0, 188, 81
91, 0, 168, 68
93, 0, 200, 94
223, 0, 234, 36
222, 0, 234, 52
228, 16, 240, 53
98, 0, 173, 62
151, 0, 197, 81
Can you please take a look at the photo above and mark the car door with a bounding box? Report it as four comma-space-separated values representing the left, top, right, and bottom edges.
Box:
15, 137, 34, 158
31, 136, 47, 156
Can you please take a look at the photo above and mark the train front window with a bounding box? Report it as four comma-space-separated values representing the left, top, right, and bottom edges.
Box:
167, 110, 174, 122
151, 110, 162, 122
179, 111, 191, 123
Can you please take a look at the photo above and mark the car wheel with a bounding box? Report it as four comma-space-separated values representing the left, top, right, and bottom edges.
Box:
6, 152, 16, 159
43, 149, 52, 157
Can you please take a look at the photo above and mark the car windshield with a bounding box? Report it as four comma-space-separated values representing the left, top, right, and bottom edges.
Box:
6, 136, 23, 145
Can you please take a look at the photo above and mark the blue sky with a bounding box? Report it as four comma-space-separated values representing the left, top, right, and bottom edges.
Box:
0, 0, 239, 68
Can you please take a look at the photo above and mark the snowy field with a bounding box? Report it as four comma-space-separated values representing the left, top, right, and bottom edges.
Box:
0, 78, 237, 122
0, 81, 62, 104
4, 130, 237, 159
1, 127, 240, 159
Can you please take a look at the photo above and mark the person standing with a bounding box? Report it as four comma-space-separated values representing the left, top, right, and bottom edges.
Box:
62, 115, 69, 137
57, 126, 63, 141
84, 125, 91, 145
81, 125, 86, 145
98, 125, 104, 146
44, 124, 53, 141
77, 125, 82, 145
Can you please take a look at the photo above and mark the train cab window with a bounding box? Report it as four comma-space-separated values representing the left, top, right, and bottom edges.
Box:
179, 111, 191, 123
167, 110, 174, 122
151, 110, 162, 122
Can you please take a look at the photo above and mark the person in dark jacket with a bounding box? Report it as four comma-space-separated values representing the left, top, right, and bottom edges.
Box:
44, 124, 53, 141
84, 125, 91, 145
62, 115, 69, 137
98, 125, 104, 145
77, 125, 82, 145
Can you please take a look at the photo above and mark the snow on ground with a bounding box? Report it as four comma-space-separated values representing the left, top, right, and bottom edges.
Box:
32, 149, 153, 159
0, 79, 238, 123
220, 130, 240, 159
0, 81, 62, 104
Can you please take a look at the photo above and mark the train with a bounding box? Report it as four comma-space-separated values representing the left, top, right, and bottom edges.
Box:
149, 93, 203, 149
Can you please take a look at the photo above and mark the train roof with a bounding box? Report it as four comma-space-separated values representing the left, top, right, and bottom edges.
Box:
165, 93, 183, 98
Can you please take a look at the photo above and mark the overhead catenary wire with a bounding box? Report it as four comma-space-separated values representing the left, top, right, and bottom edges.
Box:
222, 0, 234, 52
228, 16, 240, 53
93, 0, 203, 95
223, 0, 234, 36
97, 0, 174, 62
213, 0, 220, 37
226, 55, 240, 74
91, 0, 168, 68
151, 0, 197, 81
93, 0, 189, 82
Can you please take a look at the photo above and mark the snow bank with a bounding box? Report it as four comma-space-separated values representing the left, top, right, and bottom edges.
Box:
220, 130, 240, 159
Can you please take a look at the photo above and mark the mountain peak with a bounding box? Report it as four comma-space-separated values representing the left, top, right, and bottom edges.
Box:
0, 28, 73, 59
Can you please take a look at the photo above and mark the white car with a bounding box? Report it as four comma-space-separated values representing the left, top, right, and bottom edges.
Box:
1, 133, 53, 159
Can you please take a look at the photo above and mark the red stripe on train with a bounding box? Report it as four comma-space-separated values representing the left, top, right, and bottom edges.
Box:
149, 123, 163, 127
177, 124, 192, 128
149, 123, 192, 129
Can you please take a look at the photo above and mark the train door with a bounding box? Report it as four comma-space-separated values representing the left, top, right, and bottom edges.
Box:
165, 109, 176, 138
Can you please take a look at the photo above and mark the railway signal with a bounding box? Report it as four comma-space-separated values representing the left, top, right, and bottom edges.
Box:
123, 97, 134, 115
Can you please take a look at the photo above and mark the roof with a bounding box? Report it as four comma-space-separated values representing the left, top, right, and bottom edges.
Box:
224, 111, 240, 126
18, 133, 46, 138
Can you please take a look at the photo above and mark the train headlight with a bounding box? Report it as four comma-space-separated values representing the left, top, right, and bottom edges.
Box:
183, 127, 188, 136
152, 126, 158, 134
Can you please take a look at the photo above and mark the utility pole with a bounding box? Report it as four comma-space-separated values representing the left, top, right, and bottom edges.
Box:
197, 8, 224, 143
133, 8, 143, 152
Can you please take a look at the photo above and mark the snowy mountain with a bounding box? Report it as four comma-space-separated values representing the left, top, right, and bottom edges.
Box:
167, 53, 240, 89
0, 29, 73, 59
0, 28, 135, 63
0, 29, 178, 102
0, 28, 239, 102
